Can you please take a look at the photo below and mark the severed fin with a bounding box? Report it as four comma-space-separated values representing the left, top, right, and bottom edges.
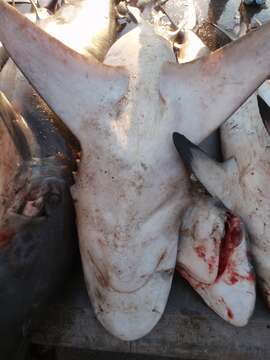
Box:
0, 1, 128, 139
173, 132, 241, 210
161, 22, 270, 143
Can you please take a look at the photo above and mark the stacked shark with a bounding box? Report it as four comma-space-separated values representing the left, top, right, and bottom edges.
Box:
1, 0, 270, 341
175, 27, 256, 327
0, 0, 116, 357
174, 91, 270, 308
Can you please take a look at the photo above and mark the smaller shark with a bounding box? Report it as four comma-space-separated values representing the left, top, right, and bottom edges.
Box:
173, 92, 270, 309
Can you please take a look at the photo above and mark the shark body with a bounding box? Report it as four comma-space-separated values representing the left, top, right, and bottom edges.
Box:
1, 0, 270, 340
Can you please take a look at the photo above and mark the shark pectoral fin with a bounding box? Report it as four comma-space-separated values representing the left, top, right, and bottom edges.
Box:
0, 1, 128, 139
173, 133, 240, 209
162, 23, 270, 144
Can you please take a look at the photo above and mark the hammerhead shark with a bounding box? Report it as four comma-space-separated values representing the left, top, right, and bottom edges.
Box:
1, 0, 270, 340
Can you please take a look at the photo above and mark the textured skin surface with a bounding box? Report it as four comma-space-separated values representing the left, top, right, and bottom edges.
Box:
177, 196, 255, 326
2, 0, 270, 341
220, 95, 270, 306
0, 0, 117, 355
73, 23, 190, 340
171, 94, 270, 311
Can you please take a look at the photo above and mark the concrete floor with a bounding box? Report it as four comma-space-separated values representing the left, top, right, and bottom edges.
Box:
29, 345, 181, 360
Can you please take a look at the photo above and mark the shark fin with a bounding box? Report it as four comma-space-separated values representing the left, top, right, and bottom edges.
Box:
173, 132, 240, 209
0, 1, 128, 138
162, 23, 270, 144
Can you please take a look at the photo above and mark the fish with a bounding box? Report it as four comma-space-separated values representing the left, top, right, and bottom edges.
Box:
0, 92, 77, 360
172, 93, 270, 308
177, 195, 256, 326
1, 0, 270, 340
197, 4, 270, 307
0, 0, 117, 355
174, 29, 255, 326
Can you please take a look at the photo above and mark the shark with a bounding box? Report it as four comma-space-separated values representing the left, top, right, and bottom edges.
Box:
0, 0, 117, 355
174, 27, 255, 327
173, 90, 270, 309
1, 0, 270, 340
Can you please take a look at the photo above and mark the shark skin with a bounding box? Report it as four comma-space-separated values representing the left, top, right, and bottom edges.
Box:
1, 2, 270, 340
0, 0, 49, 70
0, 0, 118, 353
177, 195, 256, 327
172, 94, 270, 308
220, 94, 270, 306
174, 30, 255, 326
0, 93, 77, 360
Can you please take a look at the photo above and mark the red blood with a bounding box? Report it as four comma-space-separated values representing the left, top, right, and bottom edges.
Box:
246, 273, 255, 282
195, 245, 206, 260
0, 229, 15, 247
208, 255, 216, 273
229, 271, 255, 285
227, 307, 234, 320
217, 212, 243, 279
230, 272, 239, 284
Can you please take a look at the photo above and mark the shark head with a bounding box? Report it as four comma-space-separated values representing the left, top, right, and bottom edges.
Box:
0, 0, 270, 340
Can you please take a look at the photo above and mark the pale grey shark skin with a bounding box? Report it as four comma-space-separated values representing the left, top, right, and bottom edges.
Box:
0, 0, 49, 70
199, 16, 270, 306
172, 95, 270, 308
177, 195, 256, 327
174, 29, 255, 326
1, 1, 270, 340
220, 95, 270, 306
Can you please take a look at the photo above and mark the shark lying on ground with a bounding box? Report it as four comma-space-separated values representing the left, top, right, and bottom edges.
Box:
0, 0, 117, 355
1, 0, 270, 340
173, 89, 270, 309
